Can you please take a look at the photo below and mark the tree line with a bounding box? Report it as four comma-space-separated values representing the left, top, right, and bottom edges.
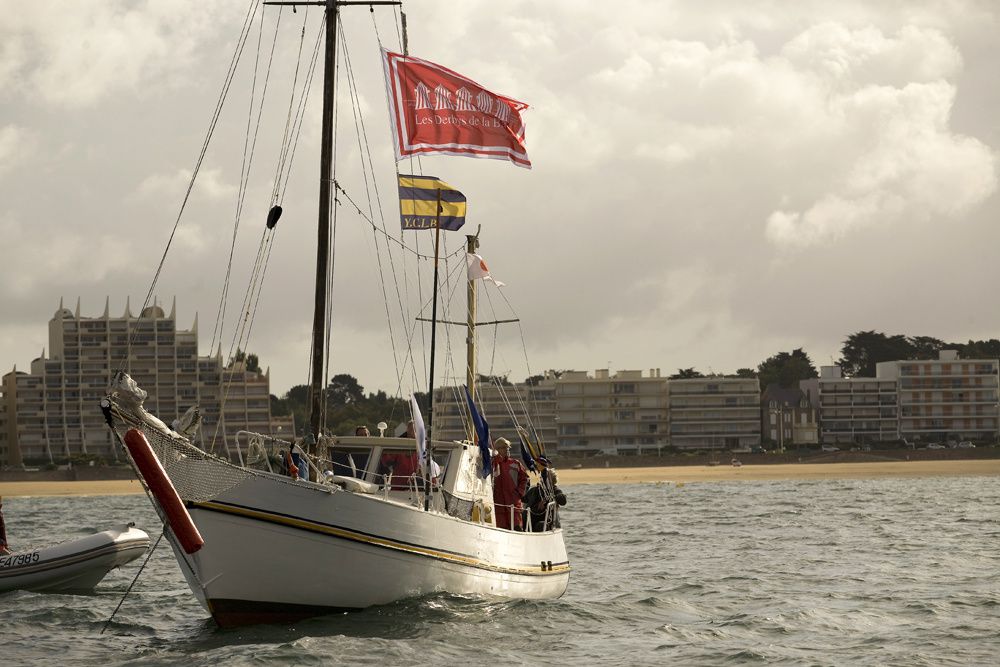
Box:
668, 331, 1000, 389
262, 332, 1000, 434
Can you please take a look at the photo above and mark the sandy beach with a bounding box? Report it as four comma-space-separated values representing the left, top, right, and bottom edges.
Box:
2, 459, 999, 497
557, 459, 1000, 484
1, 479, 145, 498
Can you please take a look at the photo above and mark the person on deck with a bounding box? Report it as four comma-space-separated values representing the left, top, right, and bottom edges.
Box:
492, 438, 528, 531
522, 456, 567, 531
355, 425, 370, 436
380, 421, 441, 489
0, 495, 10, 555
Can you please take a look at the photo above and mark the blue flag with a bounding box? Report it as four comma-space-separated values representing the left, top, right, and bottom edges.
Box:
516, 427, 537, 472
463, 386, 492, 478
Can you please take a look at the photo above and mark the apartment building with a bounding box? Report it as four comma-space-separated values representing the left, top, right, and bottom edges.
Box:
877, 350, 999, 443
0, 298, 283, 467
431, 374, 557, 450
554, 369, 669, 456
668, 377, 761, 450
803, 366, 898, 445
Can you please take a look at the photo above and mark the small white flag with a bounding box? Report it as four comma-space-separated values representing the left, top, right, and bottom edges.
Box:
408, 396, 441, 479
466, 253, 505, 287
409, 395, 427, 465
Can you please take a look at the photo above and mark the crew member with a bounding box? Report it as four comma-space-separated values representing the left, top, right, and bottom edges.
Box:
522, 456, 567, 531
492, 438, 528, 530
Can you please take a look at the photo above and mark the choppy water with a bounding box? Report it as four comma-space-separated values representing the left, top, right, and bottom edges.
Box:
2, 476, 999, 666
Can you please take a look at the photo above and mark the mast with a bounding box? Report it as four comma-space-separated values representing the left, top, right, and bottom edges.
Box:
308, 0, 338, 456
261, 1, 399, 455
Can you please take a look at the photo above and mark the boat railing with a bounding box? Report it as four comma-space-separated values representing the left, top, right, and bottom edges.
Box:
543, 500, 558, 531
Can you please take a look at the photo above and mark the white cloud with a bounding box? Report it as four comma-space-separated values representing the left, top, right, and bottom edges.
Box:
766, 80, 997, 247
135, 167, 236, 202
0, 125, 34, 174
1, 2, 237, 107
0, 215, 136, 298
2, 1, 999, 395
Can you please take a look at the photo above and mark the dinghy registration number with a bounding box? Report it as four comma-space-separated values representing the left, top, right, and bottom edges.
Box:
0, 552, 40, 567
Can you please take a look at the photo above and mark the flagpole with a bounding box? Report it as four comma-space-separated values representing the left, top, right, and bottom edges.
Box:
424, 188, 443, 511
466, 233, 479, 408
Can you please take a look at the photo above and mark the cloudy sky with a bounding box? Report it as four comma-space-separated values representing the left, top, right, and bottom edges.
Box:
1, 0, 998, 397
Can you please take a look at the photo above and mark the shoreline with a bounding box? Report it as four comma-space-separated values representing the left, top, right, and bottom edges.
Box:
557, 458, 1000, 484
2, 459, 998, 496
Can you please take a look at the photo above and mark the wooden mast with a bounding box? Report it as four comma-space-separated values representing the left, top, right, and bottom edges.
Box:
265, 1, 400, 456
308, 0, 339, 456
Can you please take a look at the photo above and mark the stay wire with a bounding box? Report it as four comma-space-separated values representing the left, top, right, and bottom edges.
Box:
341, 21, 418, 404
209, 8, 286, 452
118, 0, 260, 377
281, 18, 325, 202
332, 182, 464, 260
210, 4, 269, 356
271, 6, 311, 203
339, 23, 404, 398
100, 529, 164, 635
374, 3, 430, 397
492, 285, 546, 443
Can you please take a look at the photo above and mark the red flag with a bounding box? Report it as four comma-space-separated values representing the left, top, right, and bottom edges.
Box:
382, 49, 531, 169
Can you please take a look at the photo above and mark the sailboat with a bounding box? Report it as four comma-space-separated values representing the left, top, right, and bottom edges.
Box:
101, 1, 568, 627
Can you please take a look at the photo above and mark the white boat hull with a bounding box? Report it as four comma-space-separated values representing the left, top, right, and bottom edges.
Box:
166, 474, 569, 626
0, 525, 150, 593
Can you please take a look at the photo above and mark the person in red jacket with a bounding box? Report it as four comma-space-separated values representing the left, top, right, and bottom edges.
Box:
492, 438, 528, 530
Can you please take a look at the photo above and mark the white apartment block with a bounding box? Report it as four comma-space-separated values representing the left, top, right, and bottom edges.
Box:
555, 369, 669, 455
877, 350, 999, 442
0, 299, 283, 467
804, 367, 899, 445
668, 377, 761, 450
431, 375, 557, 450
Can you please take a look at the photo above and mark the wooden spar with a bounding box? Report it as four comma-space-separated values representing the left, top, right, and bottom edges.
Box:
308, 0, 338, 456
261, 0, 401, 455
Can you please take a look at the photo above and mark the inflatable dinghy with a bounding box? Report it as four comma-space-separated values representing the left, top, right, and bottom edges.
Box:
0, 523, 150, 593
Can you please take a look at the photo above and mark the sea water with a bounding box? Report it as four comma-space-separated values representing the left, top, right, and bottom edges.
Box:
2, 476, 998, 666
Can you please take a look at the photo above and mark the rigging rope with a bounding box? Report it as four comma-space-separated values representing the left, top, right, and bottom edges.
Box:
270, 6, 312, 204
339, 20, 406, 400
210, 5, 273, 357
118, 0, 262, 377
99, 529, 164, 635
207, 6, 287, 453
331, 182, 465, 261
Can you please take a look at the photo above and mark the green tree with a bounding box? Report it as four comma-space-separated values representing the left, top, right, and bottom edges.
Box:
838, 331, 912, 377
477, 373, 511, 386
908, 336, 946, 360
270, 394, 289, 416
735, 368, 757, 378
957, 339, 1000, 359
757, 348, 818, 389
327, 373, 364, 405
669, 368, 705, 379
230, 348, 260, 373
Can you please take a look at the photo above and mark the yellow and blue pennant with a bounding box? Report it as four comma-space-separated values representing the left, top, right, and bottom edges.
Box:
398, 174, 467, 231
